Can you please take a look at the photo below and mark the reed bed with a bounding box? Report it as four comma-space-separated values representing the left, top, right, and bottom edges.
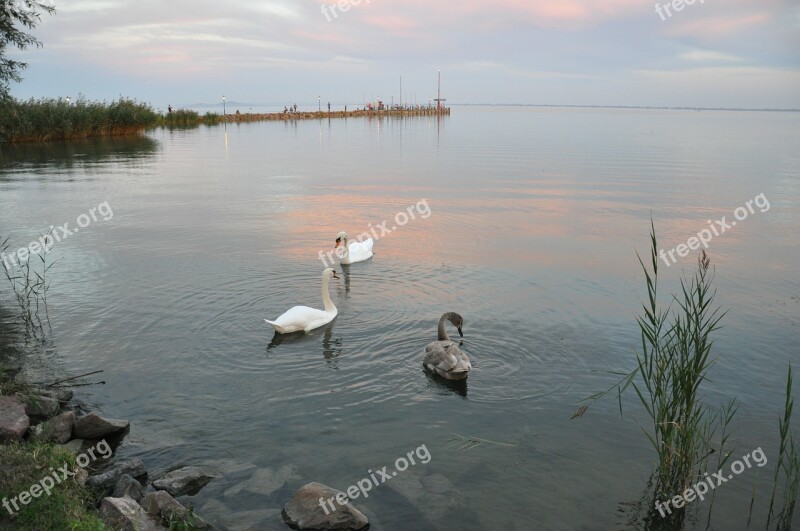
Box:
578, 222, 799, 528
0, 97, 158, 143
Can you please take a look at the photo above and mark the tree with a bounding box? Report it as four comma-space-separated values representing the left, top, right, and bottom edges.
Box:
0, 0, 55, 99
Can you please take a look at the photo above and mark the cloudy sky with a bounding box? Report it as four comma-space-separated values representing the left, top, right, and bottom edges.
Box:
9, 0, 800, 109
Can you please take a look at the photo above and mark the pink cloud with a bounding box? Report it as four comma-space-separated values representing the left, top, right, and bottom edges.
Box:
667, 13, 771, 37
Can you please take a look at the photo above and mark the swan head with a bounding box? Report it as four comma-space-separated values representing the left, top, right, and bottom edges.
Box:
446, 312, 464, 337
323, 267, 340, 280
334, 231, 349, 248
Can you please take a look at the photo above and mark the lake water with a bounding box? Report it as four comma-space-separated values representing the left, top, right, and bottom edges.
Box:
1, 106, 798, 530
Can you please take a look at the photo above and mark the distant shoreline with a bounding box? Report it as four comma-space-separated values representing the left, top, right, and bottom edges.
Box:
450, 103, 800, 113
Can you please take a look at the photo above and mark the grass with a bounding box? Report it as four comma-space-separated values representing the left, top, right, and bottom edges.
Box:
578, 221, 799, 529
0, 96, 159, 143
633, 222, 731, 501
0, 442, 106, 530
157, 109, 201, 127
767, 366, 800, 530
1, 235, 52, 340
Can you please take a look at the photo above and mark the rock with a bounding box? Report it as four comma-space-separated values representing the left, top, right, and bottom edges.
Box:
205, 458, 258, 479
16, 393, 60, 419
87, 459, 148, 493
100, 496, 165, 531
60, 438, 86, 455
282, 482, 369, 531
0, 395, 29, 442
219, 509, 281, 531
152, 466, 218, 497
141, 490, 213, 529
224, 465, 299, 498
0, 361, 22, 380
29, 410, 74, 443
73, 413, 129, 439
37, 388, 74, 404
113, 474, 144, 502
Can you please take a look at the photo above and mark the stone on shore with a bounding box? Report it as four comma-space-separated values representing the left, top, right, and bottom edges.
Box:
37, 387, 74, 404
60, 438, 86, 455
113, 474, 145, 502
152, 466, 218, 497
141, 490, 213, 529
16, 393, 60, 419
0, 395, 29, 442
87, 459, 148, 493
29, 410, 74, 443
100, 496, 165, 531
73, 412, 129, 439
283, 482, 369, 531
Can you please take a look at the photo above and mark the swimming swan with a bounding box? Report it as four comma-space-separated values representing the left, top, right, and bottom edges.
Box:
423, 312, 472, 380
335, 231, 373, 265
265, 268, 339, 334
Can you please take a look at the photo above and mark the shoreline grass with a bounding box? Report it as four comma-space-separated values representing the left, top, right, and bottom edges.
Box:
1, 96, 158, 144
1, 97, 450, 143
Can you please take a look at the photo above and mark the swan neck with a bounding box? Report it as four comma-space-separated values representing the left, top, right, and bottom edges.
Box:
437, 314, 450, 341
322, 274, 336, 312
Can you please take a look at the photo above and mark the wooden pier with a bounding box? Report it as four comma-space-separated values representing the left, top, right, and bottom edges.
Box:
220, 107, 450, 124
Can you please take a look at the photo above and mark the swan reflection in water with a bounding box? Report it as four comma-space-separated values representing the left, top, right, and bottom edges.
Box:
424, 368, 469, 398
266, 322, 342, 367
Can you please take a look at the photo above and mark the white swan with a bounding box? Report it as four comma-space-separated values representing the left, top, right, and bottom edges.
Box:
336, 231, 373, 265
265, 268, 339, 334
423, 312, 472, 380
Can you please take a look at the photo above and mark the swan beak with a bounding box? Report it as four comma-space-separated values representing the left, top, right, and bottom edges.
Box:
334, 238, 342, 248
457, 327, 463, 337
332, 271, 341, 279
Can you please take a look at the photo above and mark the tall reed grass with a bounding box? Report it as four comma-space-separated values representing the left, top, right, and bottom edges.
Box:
578, 222, 799, 529
0, 96, 158, 143
634, 222, 731, 500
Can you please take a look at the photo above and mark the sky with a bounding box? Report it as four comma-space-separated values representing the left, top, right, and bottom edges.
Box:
8, 0, 800, 109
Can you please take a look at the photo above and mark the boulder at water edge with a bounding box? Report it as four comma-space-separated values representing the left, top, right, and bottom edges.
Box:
283, 482, 369, 531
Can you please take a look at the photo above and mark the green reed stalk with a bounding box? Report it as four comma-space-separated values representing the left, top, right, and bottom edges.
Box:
633, 221, 728, 499
768, 366, 799, 530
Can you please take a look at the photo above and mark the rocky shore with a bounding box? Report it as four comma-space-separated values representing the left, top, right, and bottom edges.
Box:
1, 361, 374, 530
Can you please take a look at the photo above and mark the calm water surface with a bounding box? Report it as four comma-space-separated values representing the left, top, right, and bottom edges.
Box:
1, 107, 798, 530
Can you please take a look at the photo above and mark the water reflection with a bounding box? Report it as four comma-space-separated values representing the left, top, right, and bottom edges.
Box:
0, 135, 158, 176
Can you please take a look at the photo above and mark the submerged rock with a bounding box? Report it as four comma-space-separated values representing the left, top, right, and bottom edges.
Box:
73, 413, 130, 439
100, 496, 164, 531
224, 465, 299, 498
141, 490, 213, 529
0, 395, 29, 442
152, 466, 218, 497
283, 482, 369, 531
29, 410, 74, 443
